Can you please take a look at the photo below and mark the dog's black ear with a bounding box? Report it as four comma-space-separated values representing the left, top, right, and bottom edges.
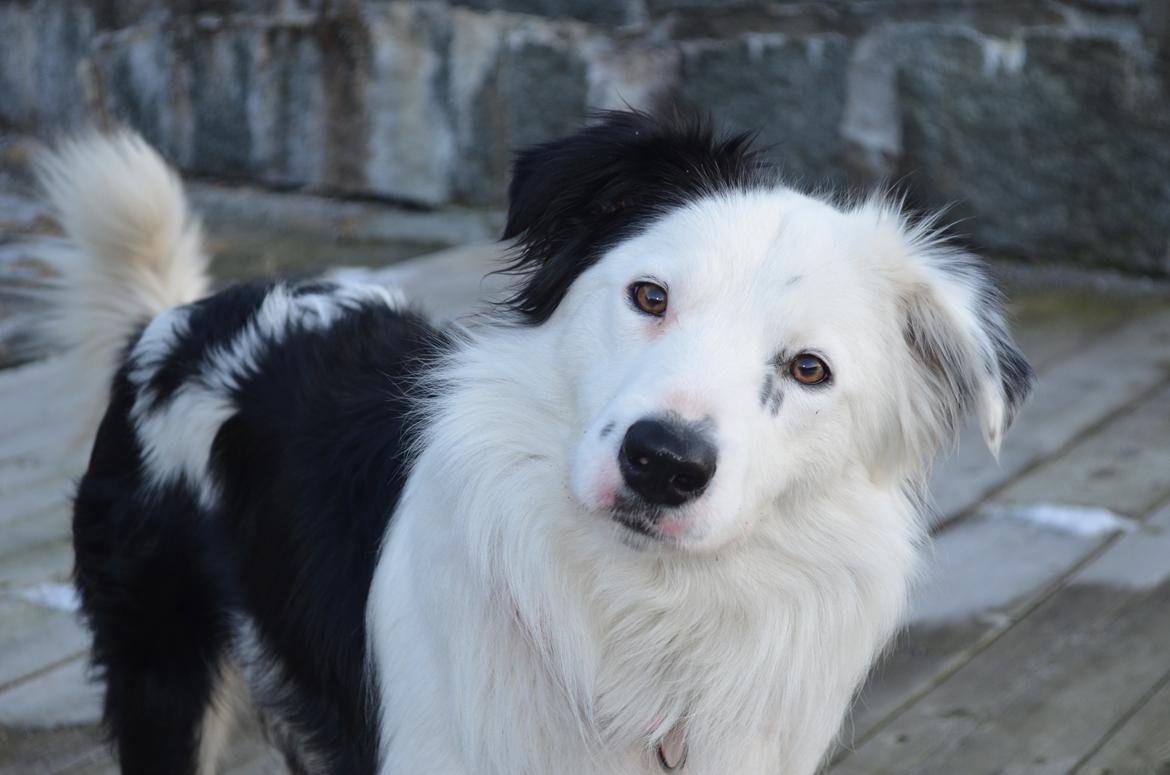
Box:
500, 110, 763, 323
900, 250, 1035, 461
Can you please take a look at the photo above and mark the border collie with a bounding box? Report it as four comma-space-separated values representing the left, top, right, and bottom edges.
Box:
38, 111, 1033, 774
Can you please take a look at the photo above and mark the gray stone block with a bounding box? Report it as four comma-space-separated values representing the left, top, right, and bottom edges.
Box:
897, 29, 1170, 274
451, 16, 592, 205
89, 5, 458, 205
362, 4, 457, 204
452, 0, 645, 27
1145, 0, 1170, 54
189, 25, 263, 179
677, 34, 852, 191
0, 0, 96, 131
648, 0, 778, 14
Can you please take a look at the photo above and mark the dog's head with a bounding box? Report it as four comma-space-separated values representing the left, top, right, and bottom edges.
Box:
502, 111, 1034, 552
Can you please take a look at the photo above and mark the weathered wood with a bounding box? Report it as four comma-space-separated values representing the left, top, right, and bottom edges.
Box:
1003, 284, 1169, 373
0, 480, 68, 527
837, 382, 1170, 753
0, 506, 69, 564
842, 512, 1110, 743
1073, 673, 1170, 774
0, 597, 88, 690
992, 386, 1170, 519
0, 537, 72, 590
0, 723, 111, 775
834, 503, 1170, 775
0, 657, 99, 729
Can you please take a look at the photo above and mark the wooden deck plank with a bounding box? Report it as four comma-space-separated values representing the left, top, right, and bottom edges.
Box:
0, 597, 88, 691
0, 479, 69, 527
991, 386, 1170, 519
833, 502, 1170, 775
0, 657, 99, 730
0, 723, 110, 775
1073, 674, 1170, 774
835, 383, 1170, 760
841, 512, 1112, 744
1001, 284, 1169, 374
0, 538, 72, 590
0, 506, 69, 566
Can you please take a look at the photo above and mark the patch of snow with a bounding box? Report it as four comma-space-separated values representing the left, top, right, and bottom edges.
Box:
909, 512, 1100, 624
988, 503, 1135, 537
12, 582, 80, 613
1078, 504, 1170, 589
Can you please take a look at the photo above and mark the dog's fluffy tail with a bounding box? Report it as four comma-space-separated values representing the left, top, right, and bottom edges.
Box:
37, 131, 209, 363
34, 131, 209, 447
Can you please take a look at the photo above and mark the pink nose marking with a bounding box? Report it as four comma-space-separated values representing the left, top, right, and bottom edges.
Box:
657, 517, 688, 537
665, 391, 708, 421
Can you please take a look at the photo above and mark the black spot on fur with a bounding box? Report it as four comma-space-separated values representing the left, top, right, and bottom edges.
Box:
760, 353, 794, 416
760, 372, 785, 415
500, 110, 771, 324
600, 421, 616, 439
768, 390, 783, 417
759, 373, 774, 409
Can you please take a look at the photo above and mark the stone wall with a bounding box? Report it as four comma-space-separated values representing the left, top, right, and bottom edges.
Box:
2, 0, 1168, 274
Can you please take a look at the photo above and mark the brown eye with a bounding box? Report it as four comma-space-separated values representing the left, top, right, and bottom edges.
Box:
790, 353, 830, 386
631, 282, 668, 316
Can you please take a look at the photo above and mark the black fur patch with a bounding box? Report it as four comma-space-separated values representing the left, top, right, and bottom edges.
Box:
500, 110, 771, 324
73, 363, 238, 773
143, 282, 271, 410
72, 284, 451, 772
759, 372, 783, 416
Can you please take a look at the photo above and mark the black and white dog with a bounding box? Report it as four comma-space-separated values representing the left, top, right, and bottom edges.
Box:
40, 112, 1033, 774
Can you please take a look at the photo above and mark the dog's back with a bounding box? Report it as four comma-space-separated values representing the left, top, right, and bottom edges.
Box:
43, 134, 443, 773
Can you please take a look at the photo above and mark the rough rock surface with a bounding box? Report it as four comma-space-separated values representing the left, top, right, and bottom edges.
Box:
1, 0, 1168, 273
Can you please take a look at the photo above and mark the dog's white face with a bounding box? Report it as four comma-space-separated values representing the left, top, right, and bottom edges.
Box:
558, 192, 882, 550
553, 190, 1033, 552
501, 114, 1032, 554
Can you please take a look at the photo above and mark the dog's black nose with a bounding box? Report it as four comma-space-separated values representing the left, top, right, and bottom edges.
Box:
618, 419, 717, 507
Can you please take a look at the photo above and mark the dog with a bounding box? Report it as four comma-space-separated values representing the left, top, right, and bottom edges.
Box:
38, 111, 1033, 774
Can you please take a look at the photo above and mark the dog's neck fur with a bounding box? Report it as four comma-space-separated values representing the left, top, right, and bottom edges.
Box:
369, 324, 924, 774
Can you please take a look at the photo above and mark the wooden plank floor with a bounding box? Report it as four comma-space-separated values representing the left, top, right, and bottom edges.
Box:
3, 231, 1170, 771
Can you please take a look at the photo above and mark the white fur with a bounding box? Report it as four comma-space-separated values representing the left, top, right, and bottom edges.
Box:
368, 190, 1015, 774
